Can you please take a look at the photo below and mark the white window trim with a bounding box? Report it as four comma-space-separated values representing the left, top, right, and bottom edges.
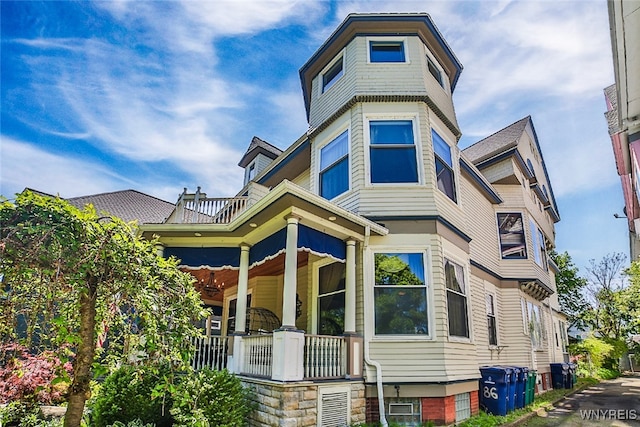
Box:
318, 49, 346, 97
486, 292, 499, 346
425, 49, 444, 88
366, 36, 410, 64
364, 114, 423, 187
365, 245, 434, 341
311, 257, 344, 334
443, 252, 472, 343
315, 125, 351, 200
431, 126, 460, 206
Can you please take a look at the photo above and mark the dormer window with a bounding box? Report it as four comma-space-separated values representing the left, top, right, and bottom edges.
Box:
369, 40, 406, 63
322, 55, 344, 93
248, 163, 256, 181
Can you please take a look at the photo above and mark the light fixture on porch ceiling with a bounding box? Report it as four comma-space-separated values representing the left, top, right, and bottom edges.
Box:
201, 271, 222, 298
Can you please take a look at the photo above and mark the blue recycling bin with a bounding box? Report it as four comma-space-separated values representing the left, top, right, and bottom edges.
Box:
510, 367, 525, 409
550, 363, 569, 389
479, 366, 512, 416
502, 366, 517, 411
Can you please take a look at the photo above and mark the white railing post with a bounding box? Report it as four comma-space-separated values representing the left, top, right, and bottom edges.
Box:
272, 330, 304, 381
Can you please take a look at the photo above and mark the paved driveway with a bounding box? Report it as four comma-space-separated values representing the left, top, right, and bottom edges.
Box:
523, 374, 640, 426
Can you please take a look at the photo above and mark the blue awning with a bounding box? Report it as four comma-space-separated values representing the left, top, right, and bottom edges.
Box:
166, 224, 346, 270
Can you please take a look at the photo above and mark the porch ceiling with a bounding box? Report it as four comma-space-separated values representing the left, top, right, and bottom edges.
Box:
185, 252, 310, 302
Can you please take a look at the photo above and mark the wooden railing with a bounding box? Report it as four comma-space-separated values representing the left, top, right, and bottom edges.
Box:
241, 334, 273, 378
304, 335, 346, 379
191, 336, 229, 371
177, 197, 248, 224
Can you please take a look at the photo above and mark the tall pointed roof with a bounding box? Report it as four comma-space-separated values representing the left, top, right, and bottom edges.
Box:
238, 136, 283, 168
463, 116, 530, 164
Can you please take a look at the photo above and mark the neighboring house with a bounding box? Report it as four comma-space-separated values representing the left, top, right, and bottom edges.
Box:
139, 13, 568, 426
606, 0, 640, 259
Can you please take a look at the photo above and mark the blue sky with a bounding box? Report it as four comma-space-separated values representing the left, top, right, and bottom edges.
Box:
0, 0, 628, 272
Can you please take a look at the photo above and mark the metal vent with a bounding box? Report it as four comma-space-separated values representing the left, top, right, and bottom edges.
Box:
320, 390, 349, 427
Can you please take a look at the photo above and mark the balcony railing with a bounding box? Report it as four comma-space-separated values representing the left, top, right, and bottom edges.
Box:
171, 187, 248, 224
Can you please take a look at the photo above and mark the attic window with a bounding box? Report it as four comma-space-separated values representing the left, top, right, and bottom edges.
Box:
248, 163, 256, 181
322, 56, 344, 93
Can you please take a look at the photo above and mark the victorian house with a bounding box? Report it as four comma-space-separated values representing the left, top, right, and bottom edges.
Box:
139, 13, 567, 426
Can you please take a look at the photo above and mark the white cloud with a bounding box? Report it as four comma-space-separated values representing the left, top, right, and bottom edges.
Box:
0, 138, 133, 198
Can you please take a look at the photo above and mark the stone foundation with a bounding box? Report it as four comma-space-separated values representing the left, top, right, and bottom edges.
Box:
241, 378, 365, 427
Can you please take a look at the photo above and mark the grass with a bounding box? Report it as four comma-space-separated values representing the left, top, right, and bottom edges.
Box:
456, 377, 599, 427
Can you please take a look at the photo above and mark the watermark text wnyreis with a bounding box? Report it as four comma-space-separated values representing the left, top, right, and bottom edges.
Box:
579, 409, 637, 420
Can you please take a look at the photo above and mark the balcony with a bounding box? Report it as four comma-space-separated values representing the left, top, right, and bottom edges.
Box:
169, 187, 248, 224
190, 333, 356, 382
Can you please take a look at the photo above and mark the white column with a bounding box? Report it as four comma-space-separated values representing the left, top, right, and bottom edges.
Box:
234, 244, 250, 334
154, 243, 165, 257
344, 239, 356, 334
281, 215, 300, 330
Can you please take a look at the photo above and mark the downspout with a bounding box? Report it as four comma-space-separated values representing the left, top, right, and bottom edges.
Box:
362, 225, 388, 427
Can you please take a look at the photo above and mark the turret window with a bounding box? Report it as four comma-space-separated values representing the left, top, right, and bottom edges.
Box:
426, 56, 443, 87
322, 55, 344, 93
369, 41, 406, 63
369, 120, 418, 183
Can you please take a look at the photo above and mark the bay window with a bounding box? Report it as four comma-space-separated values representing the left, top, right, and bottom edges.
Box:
374, 252, 428, 335
369, 120, 418, 184
432, 130, 457, 202
497, 213, 527, 259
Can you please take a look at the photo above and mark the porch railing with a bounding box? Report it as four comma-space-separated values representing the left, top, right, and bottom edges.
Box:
191, 336, 229, 371
241, 334, 273, 378
304, 335, 346, 379
178, 197, 248, 224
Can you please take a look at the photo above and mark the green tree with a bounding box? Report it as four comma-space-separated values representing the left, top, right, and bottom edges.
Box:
0, 191, 205, 427
585, 252, 627, 340
550, 250, 590, 329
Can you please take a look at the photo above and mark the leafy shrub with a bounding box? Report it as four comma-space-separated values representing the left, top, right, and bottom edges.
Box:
106, 421, 155, 427
91, 364, 173, 427
596, 367, 620, 380
170, 368, 254, 427
0, 344, 72, 405
0, 401, 64, 427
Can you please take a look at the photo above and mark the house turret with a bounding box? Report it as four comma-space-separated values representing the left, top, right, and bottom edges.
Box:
238, 136, 283, 186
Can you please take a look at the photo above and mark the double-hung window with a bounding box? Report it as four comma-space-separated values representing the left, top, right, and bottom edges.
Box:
432, 130, 457, 202
374, 252, 428, 335
445, 258, 469, 338
486, 294, 498, 345
529, 219, 548, 270
322, 55, 344, 93
523, 300, 543, 350
369, 40, 405, 62
497, 213, 527, 259
369, 120, 418, 184
319, 130, 349, 199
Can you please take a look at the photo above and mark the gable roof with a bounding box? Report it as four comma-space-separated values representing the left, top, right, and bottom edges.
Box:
67, 189, 175, 224
463, 116, 530, 164
238, 136, 283, 168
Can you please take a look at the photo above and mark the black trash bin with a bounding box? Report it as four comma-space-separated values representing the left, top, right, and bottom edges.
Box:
550, 363, 569, 389
566, 363, 576, 389
479, 366, 512, 416
512, 367, 525, 409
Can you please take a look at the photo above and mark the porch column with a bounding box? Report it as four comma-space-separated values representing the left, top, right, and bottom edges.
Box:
234, 244, 251, 334
344, 239, 356, 334
281, 215, 300, 330
154, 243, 165, 258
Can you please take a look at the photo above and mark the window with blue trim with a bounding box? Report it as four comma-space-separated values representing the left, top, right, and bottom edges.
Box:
374, 252, 428, 335
432, 130, 457, 202
369, 120, 418, 183
320, 130, 349, 199
370, 41, 405, 62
